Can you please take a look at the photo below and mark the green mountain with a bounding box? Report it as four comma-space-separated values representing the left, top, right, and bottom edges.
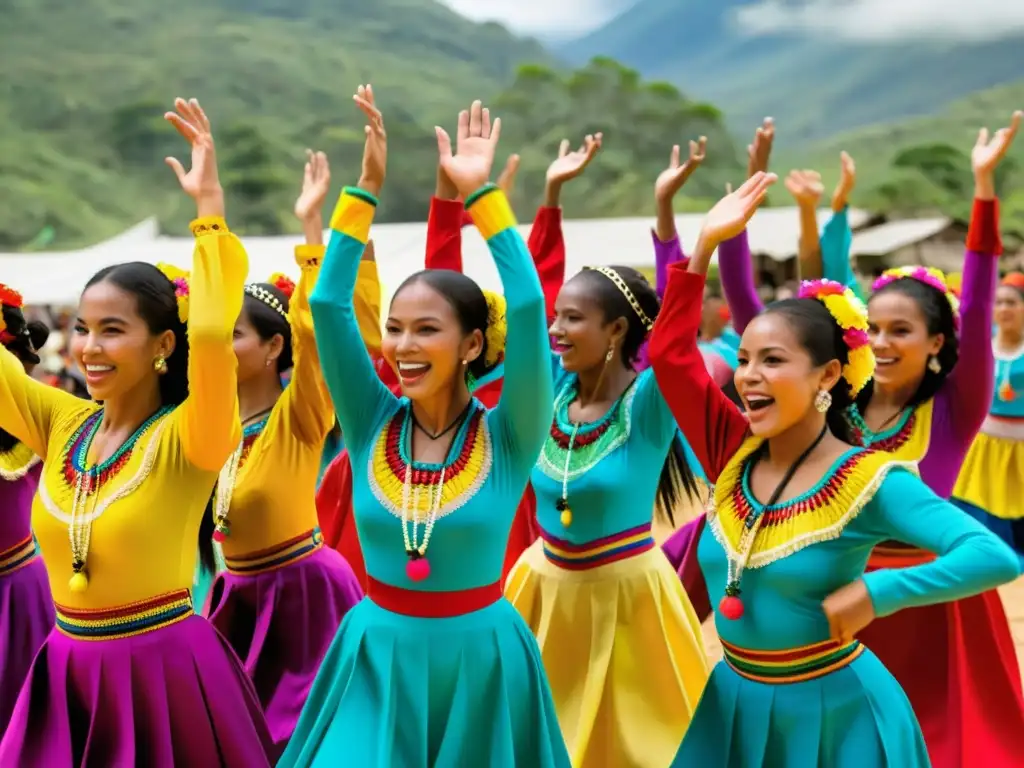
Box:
560, 0, 1024, 143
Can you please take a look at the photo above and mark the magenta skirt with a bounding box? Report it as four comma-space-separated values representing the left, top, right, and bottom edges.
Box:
206, 537, 363, 758
0, 599, 273, 767
0, 551, 54, 732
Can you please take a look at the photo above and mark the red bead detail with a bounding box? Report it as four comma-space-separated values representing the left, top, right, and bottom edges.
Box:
549, 418, 612, 449
406, 557, 431, 582
383, 409, 481, 486
212, 529, 227, 543
719, 595, 745, 620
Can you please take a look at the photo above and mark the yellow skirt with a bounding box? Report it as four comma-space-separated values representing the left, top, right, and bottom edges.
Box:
953, 430, 1024, 520
505, 539, 709, 768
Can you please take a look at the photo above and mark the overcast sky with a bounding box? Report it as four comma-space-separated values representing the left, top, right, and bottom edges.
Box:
442, 0, 1024, 42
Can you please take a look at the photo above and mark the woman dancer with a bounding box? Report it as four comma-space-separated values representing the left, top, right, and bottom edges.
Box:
281, 89, 568, 766
202, 148, 363, 758
649, 173, 1019, 766
503, 179, 710, 765
0, 98, 272, 766
953, 271, 1024, 558
0, 287, 54, 733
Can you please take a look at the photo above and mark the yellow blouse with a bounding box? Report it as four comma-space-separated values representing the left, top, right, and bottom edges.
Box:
216, 248, 381, 557
0, 217, 246, 610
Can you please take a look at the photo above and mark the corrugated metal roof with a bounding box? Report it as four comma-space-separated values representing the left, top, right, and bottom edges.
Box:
850, 217, 952, 256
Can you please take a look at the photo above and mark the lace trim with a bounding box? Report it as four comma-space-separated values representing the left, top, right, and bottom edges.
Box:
0, 442, 40, 481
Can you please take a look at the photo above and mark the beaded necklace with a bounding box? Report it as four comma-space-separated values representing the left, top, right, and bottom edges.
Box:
212, 413, 271, 542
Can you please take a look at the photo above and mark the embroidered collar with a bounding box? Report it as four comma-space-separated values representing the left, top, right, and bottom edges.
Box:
708, 437, 915, 569
845, 398, 932, 462
367, 400, 493, 520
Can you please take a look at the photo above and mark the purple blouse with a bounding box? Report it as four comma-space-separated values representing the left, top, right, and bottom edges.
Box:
0, 462, 41, 552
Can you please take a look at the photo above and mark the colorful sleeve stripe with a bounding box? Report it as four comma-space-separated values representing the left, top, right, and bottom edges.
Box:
294, 244, 325, 268
330, 187, 378, 244
467, 185, 517, 241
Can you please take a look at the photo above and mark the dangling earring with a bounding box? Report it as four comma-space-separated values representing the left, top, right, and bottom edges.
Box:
928, 355, 942, 374
154, 355, 167, 373
265, 358, 273, 368
605, 345, 615, 363
814, 389, 832, 413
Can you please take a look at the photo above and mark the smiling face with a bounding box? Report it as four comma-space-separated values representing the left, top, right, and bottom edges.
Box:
994, 285, 1024, 335
736, 310, 841, 437
383, 279, 482, 400
71, 279, 176, 402
866, 289, 943, 390
549, 275, 627, 374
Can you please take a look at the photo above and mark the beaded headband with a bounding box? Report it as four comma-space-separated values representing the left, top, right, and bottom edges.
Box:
872, 266, 960, 334
584, 266, 655, 331
245, 283, 289, 320
0, 283, 25, 345
156, 263, 191, 324
798, 279, 875, 397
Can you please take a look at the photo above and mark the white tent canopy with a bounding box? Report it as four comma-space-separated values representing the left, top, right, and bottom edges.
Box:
3, 206, 871, 306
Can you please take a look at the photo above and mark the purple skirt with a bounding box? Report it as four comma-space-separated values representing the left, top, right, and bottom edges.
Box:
0, 555, 54, 732
206, 544, 363, 758
0, 613, 274, 767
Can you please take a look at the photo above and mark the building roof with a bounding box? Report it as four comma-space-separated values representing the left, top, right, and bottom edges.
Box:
850, 217, 952, 257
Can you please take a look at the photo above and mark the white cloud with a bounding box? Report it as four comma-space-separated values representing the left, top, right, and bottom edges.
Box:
736, 0, 1024, 42
440, 0, 630, 37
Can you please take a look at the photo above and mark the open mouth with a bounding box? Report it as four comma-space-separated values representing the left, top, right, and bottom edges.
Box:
743, 394, 775, 415
874, 356, 898, 368
83, 364, 115, 384
552, 341, 573, 354
397, 361, 431, 385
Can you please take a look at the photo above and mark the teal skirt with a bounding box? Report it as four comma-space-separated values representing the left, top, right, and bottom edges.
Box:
278, 596, 570, 767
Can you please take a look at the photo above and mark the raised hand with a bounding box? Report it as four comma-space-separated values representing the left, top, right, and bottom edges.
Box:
691, 171, 777, 270
831, 151, 856, 213
547, 133, 602, 186
784, 169, 824, 208
655, 137, 707, 204
746, 117, 775, 179
497, 154, 521, 197
164, 98, 223, 217
294, 149, 331, 222
353, 84, 387, 198
436, 100, 501, 199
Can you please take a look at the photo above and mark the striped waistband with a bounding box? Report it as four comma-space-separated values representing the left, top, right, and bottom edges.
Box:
868, 544, 935, 570
982, 414, 1024, 441
224, 527, 323, 575
541, 523, 654, 570
367, 577, 501, 618
722, 638, 865, 684
56, 589, 193, 641
0, 534, 37, 577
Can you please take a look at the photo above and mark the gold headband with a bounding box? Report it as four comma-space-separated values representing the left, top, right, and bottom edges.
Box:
245, 284, 288, 319
584, 266, 655, 331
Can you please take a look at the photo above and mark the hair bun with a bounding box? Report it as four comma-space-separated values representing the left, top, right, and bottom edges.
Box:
269, 272, 296, 300
156, 263, 191, 324
481, 290, 507, 368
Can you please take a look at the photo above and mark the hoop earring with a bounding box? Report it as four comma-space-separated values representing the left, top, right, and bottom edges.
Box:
814, 389, 832, 413
928, 355, 942, 374
154, 355, 167, 374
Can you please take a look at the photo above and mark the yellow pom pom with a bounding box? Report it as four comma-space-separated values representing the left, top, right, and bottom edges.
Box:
481, 290, 507, 368
560, 508, 573, 527
68, 570, 89, 593
844, 344, 876, 397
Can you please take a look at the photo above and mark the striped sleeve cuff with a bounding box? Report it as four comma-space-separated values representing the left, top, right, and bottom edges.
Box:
329, 187, 378, 243
295, 244, 325, 268
466, 184, 516, 240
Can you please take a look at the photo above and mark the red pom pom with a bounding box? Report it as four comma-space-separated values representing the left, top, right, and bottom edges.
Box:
212, 529, 227, 543
270, 273, 296, 300
406, 556, 431, 582
719, 595, 745, 620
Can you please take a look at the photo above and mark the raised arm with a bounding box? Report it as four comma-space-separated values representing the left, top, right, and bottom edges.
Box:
163, 98, 246, 471
653, 138, 705, 298
717, 230, 763, 335
425, 195, 465, 271
354, 242, 383, 357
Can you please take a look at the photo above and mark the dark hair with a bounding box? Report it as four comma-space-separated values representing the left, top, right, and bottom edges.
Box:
392, 269, 500, 381
760, 298, 857, 444
574, 266, 702, 523
243, 284, 293, 372
27, 321, 50, 354
84, 262, 217, 574
861, 278, 959, 411
0, 304, 39, 452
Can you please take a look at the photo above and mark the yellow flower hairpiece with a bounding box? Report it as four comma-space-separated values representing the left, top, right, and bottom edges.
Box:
798, 280, 875, 396
481, 290, 507, 368
156, 263, 191, 324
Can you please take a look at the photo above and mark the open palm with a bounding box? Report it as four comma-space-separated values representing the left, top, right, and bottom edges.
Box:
437, 100, 500, 199
294, 149, 331, 221
655, 137, 707, 202
701, 171, 777, 247
164, 98, 220, 201
547, 133, 602, 185
973, 111, 1022, 174
785, 170, 823, 207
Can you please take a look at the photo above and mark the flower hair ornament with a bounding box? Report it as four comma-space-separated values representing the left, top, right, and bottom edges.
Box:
156, 263, 191, 324
798, 279, 875, 397
244, 274, 293, 321
269, 272, 296, 300
872, 266, 960, 333
481, 290, 507, 368
0, 283, 25, 345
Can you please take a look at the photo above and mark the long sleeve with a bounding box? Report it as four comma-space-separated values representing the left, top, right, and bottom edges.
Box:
862, 468, 1019, 617
653, 230, 687, 301
0, 344, 92, 458
311, 188, 396, 452
354, 260, 383, 356
469, 186, 553, 473
179, 217, 248, 471
649, 264, 750, 481
938, 198, 1001, 443
280, 244, 334, 445
661, 514, 711, 622
718, 230, 764, 334
819, 208, 863, 300
527, 206, 565, 323
425, 196, 465, 271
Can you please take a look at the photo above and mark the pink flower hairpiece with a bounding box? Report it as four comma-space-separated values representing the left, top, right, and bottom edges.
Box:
872, 266, 960, 333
